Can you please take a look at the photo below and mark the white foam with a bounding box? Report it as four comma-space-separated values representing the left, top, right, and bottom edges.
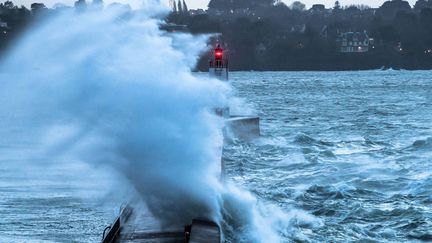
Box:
0, 3, 314, 241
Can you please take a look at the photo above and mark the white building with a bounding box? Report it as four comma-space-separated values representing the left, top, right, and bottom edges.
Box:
336, 31, 369, 53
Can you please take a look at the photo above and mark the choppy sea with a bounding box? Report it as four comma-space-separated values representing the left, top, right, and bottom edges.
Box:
1, 70, 431, 242
224, 70, 432, 242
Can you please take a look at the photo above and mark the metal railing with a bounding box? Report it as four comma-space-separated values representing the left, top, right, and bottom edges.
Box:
101, 204, 133, 243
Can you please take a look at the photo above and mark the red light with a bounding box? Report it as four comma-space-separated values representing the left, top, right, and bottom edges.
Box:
215, 51, 223, 57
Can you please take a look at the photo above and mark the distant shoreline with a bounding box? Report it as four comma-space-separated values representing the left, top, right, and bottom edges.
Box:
194, 68, 431, 72
170, 0, 432, 73
194, 66, 432, 72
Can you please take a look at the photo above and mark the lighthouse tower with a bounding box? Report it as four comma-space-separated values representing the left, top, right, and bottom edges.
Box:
209, 44, 228, 80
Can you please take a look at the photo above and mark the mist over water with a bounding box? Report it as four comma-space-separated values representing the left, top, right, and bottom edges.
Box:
0, 1, 226, 224
4, 3, 429, 243
0, 2, 302, 242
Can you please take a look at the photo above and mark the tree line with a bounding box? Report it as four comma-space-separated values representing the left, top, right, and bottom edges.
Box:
169, 0, 432, 71
0, 0, 431, 70
0, 0, 127, 54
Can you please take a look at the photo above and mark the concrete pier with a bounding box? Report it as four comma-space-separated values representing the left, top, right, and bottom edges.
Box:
188, 220, 220, 243
99, 38, 262, 243
101, 107, 260, 243
101, 203, 220, 243
225, 116, 260, 141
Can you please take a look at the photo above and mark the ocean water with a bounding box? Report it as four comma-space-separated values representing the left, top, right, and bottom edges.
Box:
224, 70, 432, 242
1, 70, 431, 242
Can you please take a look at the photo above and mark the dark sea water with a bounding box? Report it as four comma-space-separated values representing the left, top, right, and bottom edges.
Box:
224, 70, 432, 242
1, 70, 431, 242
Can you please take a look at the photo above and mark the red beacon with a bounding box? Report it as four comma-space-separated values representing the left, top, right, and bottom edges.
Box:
209, 44, 228, 80
215, 47, 223, 59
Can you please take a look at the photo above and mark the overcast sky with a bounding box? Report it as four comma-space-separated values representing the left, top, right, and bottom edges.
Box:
13, 0, 417, 10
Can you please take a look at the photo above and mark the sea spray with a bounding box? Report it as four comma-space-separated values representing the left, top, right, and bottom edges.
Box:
0, 2, 320, 241
0, 4, 228, 226
220, 183, 323, 242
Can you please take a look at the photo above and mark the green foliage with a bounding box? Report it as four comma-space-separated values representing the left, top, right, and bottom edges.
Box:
0, 0, 431, 70
177, 0, 432, 70
208, 0, 275, 10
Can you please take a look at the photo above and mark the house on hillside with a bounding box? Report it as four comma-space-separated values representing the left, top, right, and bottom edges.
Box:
336, 31, 370, 53
0, 19, 9, 36
291, 24, 306, 33
189, 9, 206, 15
0, 19, 8, 29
